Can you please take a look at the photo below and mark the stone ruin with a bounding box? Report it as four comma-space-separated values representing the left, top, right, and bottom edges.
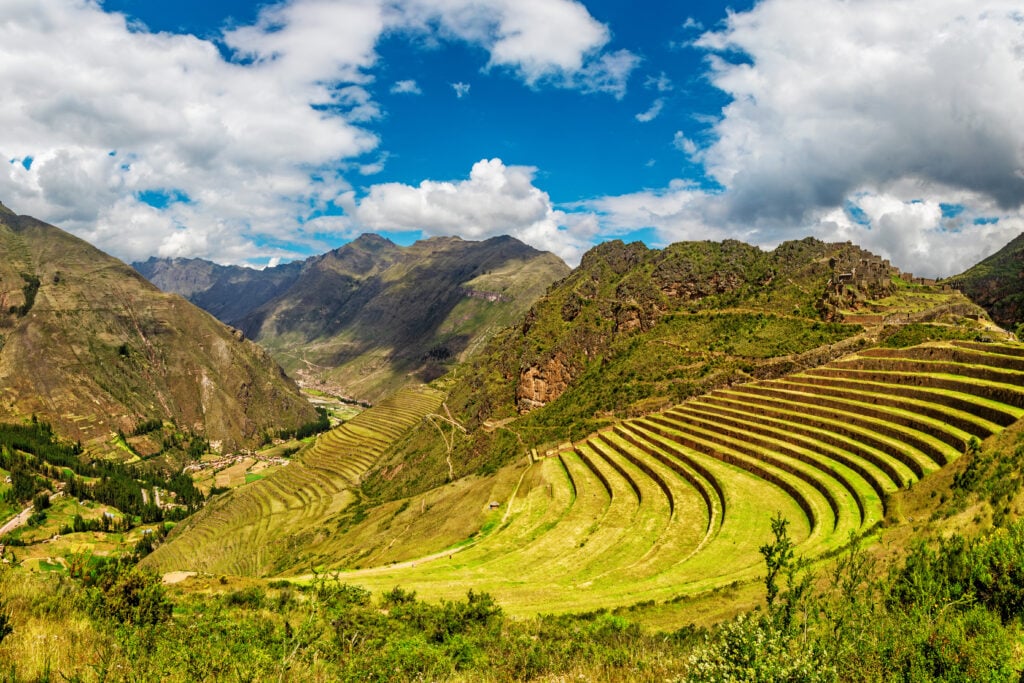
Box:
818, 252, 899, 320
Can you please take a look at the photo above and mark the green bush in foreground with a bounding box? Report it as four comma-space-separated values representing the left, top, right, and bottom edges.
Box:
1, 519, 1023, 681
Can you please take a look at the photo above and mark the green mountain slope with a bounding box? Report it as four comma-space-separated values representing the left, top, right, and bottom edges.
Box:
450, 238, 889, 427
0, 207, 317, 457
948, 231, 1024, 330
361, 237, 994, 505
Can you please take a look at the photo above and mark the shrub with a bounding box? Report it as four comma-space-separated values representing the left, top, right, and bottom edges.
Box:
223, 586, 265, 609
89, 561, 172, 626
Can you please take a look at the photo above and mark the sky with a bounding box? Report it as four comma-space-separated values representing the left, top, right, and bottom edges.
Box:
1, 0, 1023, 277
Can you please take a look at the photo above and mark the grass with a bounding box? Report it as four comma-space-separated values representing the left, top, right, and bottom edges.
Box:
241, 340, 1024, 620
142, 385, 445, 577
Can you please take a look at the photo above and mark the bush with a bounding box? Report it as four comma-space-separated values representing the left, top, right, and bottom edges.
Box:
90, 561, 172, 626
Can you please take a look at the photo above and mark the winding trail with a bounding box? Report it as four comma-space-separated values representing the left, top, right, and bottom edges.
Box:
0, 505, 33, 537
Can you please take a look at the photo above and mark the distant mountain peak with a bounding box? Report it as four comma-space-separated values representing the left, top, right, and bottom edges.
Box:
137, 233, 570, 402
350, 232, 397, 248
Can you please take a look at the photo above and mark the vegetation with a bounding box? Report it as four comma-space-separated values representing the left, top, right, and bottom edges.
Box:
267, 406, 332, 443
5, 509, 1024, 681
879, 322, 987, 348
0, 420, 203, 532
7, 227, 1024, 679
10, 272, 40, 317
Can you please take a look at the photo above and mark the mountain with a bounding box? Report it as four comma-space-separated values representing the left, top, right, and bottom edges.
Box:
359, 236, 996, 504
133, 256, 304, 326
135, 234, 570, 402
449, 237, 897, 425
948, 232, 1024, 330
0, 204, 317, 457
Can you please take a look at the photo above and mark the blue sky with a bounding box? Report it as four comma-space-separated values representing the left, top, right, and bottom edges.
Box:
1, 0, 1023, 276
101, 0, 739, 204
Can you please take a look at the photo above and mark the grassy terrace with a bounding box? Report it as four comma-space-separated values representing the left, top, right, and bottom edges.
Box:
291, 341, 1024, 615
143, 385, 444, 576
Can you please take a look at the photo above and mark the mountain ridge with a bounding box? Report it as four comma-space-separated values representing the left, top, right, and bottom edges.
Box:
948, 231, 1024, 330
0, 207, 317, 457
135, 234, 571, 402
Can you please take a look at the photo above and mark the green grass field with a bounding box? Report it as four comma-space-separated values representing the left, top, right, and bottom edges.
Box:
138, 340, 1024, 622
264, 341, 1024, 616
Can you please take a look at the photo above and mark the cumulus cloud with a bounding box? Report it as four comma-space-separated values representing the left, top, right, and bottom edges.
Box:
588, 0, 1024, 277
400, 0, 636, 95
354, 158, 595, 263
391, 79, 422, 94
451, 82, 471, 98
0, 0, 631, 265
695, 0, 1024, 221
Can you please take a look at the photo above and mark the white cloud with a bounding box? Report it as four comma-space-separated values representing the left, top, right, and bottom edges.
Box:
672, 132, 698, 157
354, 158, 594, 264
451, 82, 471, 98
391, 79, 422, 94
0, 0, 631, 265
400, 0, 637, 94
585, 181, 740, 245
645, 72, 673, 92
588, 0, 1024, 278
572, 49, 641, 99
694, 0, 1024, 220
358, 153, 391, 175
635, 99, 664, 123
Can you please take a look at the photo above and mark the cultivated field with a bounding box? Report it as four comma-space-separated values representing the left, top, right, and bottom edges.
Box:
306, 341, 1024, 614
143, 385, 444, 575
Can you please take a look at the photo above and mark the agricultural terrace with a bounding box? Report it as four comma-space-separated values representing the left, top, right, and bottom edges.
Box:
316, 341, 1024, 615
143, 386, 444, 576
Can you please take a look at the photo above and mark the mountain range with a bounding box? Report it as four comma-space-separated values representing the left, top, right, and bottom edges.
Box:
5, 196, 1024, 680
134, 234, 569, 402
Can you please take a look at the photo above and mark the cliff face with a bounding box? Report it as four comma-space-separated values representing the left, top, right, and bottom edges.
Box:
0, 208, 316, 456
516, 351, 574, 411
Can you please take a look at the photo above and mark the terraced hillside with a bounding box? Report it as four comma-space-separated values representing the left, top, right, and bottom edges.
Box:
315, 341, 1024, 614
144, 385, 443, 576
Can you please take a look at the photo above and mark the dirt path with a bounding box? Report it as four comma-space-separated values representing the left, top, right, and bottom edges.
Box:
162, 571, 198, 585
0, 505, 33, 537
